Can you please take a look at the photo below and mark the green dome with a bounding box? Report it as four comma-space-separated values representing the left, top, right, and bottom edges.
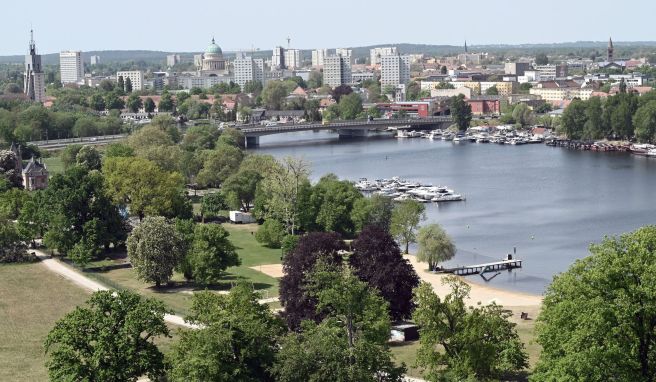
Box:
205, 38, 222, 55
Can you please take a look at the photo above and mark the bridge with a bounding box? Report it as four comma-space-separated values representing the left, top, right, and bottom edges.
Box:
28, 134, 128, 151
237, 116, 453, 147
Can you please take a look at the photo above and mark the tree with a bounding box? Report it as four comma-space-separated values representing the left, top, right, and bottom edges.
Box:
331, 84, 353, 103
104, 143, 135, 158
261, 81, 288, 110
611, 95, 636, 139
117, 76, 124, 92
485, 85, 499, 95
436, 81, 455, 89
124, 77, 133, 93
200, 192, 227, 222
188, 223, 240, 285
307, 70, 323, 89
75, 145, 102, 171
0, 216, 31, 263
255, 219, 286, 248
103, 157, 190, 220
217, 127, 245, 149
413, 279, 528, 381
0, 187, 28, 219
243, 80, 264, 94
416, 224, 456, 271
338, 93, 363, 120
158, 92, 174, 112
274, 265, 405, 382
350, 194, 394, 232
17, 190, 49, 247
535, 53, 549, 65
390, 199, 426, 254
143, 97, 156, 113
350, 225, 419, 321
533, 226, 656, 382
196, 145, 243, 188
0, 150, 22, 188
450, 94, 472, 132
45, 290, 170, 382
583, 96, 606, 139
126, 94, 142, 113
561, 98, 588, 140
126, 216, 185, 287
634, 100, 656, 143
440, 65, 448, 75
89, 93, 106, 111
512, 103, 535, 128
168, 284, 284, 382
279, 232, 347, 329
104, 92, 125, 110
309, 174, 363, 236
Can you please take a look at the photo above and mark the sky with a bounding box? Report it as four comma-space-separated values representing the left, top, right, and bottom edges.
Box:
2, 0, 655, 55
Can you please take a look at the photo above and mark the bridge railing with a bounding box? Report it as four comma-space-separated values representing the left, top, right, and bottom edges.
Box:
240, 117, 452, 134
28, 134, 127, 146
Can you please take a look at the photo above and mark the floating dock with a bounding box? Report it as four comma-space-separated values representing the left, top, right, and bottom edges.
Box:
441, 259, 523, 276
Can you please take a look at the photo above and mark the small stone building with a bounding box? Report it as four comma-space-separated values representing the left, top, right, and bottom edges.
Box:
22, 156, 49, 190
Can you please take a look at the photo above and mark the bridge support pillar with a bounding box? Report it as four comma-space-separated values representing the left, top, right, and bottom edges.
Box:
338, 129, 367, 138
245, 136, 259, 148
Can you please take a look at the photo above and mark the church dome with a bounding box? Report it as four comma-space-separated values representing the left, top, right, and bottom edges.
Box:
205, 38, 222, 55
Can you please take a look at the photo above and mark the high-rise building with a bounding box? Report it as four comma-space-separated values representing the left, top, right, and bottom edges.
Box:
23, 30, 46, 103
284, 49, 303, 69
323, 54, 352, 88
335, 48, 353, 58
90, 55, 100, 65
116, 71, 144, 91
380, 54, 411, 88
505, 62, 530, 76
607, 37, 614, 62
59, 51, 84, 85
233, 56, 265, 88
272, 46, 285, 69
312, 48, 327, 67
370, 47, 398, 66
166, 54, 181, 67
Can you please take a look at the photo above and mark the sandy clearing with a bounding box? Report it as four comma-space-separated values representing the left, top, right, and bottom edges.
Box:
250, 263, 284, 278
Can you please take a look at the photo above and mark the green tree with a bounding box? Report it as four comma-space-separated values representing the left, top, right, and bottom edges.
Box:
158, 92, 175, 112
45, 290, 170, 382
0, 150, 22, 188
390, 199, 426, 253
117, 76, 124, 92
144, 97, 156, 113
89, 93, 106, 111
338, 93, 364, 120
309, 174, 362, 237
196, 145, 244, 188
0, 187, 28, 219
634, 100, 656, 143
181, 124, 219, 151
126, 94, 142, 113
255, 219, 286, 248
416, 223, 456, 271
307, 70, 323, 89
413, 279, 528, 381
261, 81, 288, 110
436, 82, 455, 89
168, 284, 284, 382
534, 226, 656, 382
0, 216, 30, 263
200, 192, 227, 222
451, 94, 472, 131
350, 193, 395, 232
512, 103, 535, 128
126, 216, 185, 287
124, 77, 133, 93
583, 96, 606, 139
104, 143, 135, 158
187, 223, 240, 285
75, 145, 102, 171
17, 190, 49, 247
535, 53, 549, 65
485, 85, 499, 95
104, 92, 125, 110
561, 98, 588, 139
222, 169, 261, 212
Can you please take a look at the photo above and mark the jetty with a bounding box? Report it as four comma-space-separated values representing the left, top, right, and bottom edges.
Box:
440, 258, 523, 277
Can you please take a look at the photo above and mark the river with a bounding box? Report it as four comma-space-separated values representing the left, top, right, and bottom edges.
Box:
251, 131, 656, 295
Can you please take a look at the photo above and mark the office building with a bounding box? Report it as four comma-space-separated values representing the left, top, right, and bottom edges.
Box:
116, 71, 144, 91
312, 49, 327, 67
166, 54, 181, 67
370, 47, 398, 66
23, 30, 46, 103
284, 49, 303, 69
59, 51, 84, 85
323, 55, 352, 88
335, 48, 353, 58
272, 46, 285, 69
380, 55, 411, 88
505, 62, 530, 76
233, 56, 265, 88
90, 55, 100, 65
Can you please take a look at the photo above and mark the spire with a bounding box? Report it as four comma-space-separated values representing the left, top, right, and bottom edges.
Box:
465, 40, 468, 53
608, 36, 613, 48
29, 29, 35, 51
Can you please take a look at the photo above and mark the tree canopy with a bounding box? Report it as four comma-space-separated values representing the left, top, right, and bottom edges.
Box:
416, 223, 456, 271
390, 199, 426, 254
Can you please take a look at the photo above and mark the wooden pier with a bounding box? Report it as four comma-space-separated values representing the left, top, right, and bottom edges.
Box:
441, 259, 523, 276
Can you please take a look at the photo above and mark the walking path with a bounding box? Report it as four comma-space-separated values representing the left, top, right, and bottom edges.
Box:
33, 250, 198, 329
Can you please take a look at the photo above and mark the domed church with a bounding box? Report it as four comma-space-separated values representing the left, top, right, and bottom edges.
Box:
199, 38, 227, 76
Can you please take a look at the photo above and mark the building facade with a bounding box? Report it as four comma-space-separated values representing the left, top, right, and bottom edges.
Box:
233, 57, 265, 88
22, 156, 49, 191
323, 55, 352, 88
23, 30, 46, 103
272, 46, 285, 69
116, 71, 144, 91
505, 62, 530, 76
335, 48, 353, 58
90, 55, 100, 65
59, 51, 84, 85
380, 55, 411, 88
166, 54, 181, 67
312, 49, 327, 67
284, 49, 303, 69
370, 47, 398, 66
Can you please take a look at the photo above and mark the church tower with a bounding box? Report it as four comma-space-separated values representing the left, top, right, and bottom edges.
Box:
23, 30, 46, 103
607, 37, 614, 62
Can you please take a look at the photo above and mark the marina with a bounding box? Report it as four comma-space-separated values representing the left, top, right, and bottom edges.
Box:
355, 177, 465, 203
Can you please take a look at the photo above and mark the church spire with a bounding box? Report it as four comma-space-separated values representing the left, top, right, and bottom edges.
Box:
464, 40, 468, 53
607, 36, 614, 62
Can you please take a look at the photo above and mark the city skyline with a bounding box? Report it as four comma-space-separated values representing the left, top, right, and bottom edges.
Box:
2, 0, 655, 55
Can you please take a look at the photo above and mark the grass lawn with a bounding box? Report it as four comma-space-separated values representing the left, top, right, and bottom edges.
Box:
83, 222, 282, 316
0, 262, 90, 381
41, 156, 64, 175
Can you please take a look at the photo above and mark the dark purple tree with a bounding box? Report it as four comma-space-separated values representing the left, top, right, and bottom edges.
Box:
350, 225, 420, 321
279, 231, 347, 330
331, 85, 353, 103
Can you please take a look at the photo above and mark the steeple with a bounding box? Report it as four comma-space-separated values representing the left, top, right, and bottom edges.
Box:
464, 40, 468, 53
29, 29, 36, 54
607, 36, 614, 62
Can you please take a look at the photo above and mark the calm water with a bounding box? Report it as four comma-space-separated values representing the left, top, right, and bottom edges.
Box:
252, 131, 656, 295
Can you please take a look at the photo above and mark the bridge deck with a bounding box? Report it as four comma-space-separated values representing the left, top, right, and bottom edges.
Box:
441, 259, 523, 276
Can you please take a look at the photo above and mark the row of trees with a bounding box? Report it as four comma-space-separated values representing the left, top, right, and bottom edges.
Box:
561, 90, 656, 142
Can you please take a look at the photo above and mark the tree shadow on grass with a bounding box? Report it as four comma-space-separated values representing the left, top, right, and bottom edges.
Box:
146, 275, 273, 294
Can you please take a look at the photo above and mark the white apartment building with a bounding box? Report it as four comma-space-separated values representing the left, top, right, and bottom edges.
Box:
284, 49, 303, 69
272, 46, 285, 69
116, 71, 144, 91
370, 47, 397, 66
90, 55, 100, 65
530, 86, 593, 102
335, 48, 353, 58
233, 57, 265, 88
380, 55, 411, 88
323, 55, 352, 88
350, 71, 375, 84
60, 51, 84, 85
312, 49, 327, 67
166, 54, 181, 67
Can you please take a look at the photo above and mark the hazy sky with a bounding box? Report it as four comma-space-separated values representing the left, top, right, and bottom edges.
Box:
3, 0, 654, 55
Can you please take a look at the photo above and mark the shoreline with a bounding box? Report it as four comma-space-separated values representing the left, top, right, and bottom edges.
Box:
404, 254, 543, 307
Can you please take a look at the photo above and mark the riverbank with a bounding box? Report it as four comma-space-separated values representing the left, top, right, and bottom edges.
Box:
404, 254, 543, 307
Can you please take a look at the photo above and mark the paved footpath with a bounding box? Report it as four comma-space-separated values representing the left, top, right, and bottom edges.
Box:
33, 250, 198, 329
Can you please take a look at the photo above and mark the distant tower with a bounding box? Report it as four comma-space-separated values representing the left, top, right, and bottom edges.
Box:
465, 40, 468, 53
607, 37, 614, 62
286, 36, 291, 49
23, 29, 46, 103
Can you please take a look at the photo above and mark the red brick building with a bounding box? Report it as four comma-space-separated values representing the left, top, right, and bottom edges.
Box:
466, 96, 501, 115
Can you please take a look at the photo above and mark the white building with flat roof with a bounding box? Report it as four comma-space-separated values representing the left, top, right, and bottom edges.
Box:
60, 51, 84, 85
370, 47, 398, 66
272, 46, 285, 69
312, 49, 327, 67
284, 49, 303, 69
323, 55, 352, 88
233, 57, 265, 88
90, 55, 100, 65
116, 70, 144, 91
336, 48, 353, 58
380, 55, 410, 88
